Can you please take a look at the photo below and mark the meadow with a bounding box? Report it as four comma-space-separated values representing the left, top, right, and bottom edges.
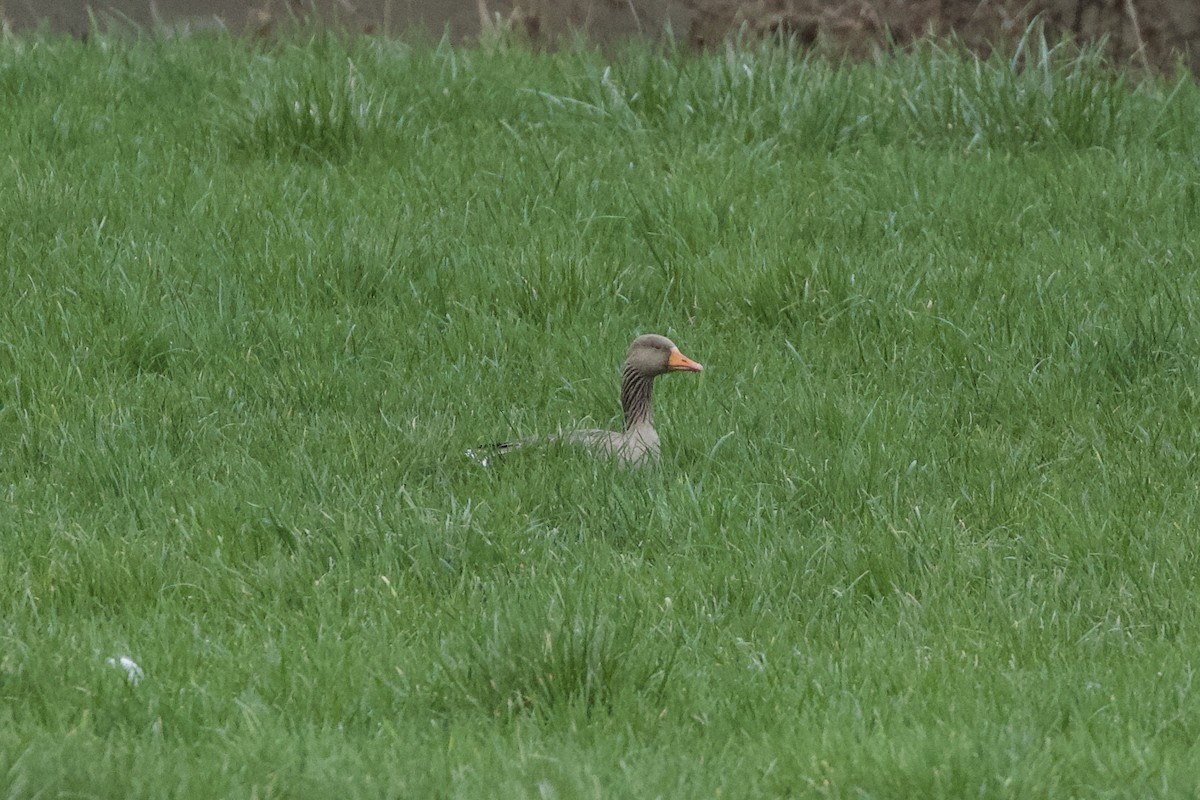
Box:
2, 24, 1200, 798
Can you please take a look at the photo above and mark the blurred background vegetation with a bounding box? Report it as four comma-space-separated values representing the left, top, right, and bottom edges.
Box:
3, 0, 1197, 75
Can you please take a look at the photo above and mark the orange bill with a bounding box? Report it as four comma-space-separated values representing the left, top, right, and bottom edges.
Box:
667, 347, 704, 372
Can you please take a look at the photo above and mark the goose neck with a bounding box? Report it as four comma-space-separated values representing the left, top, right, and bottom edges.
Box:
620, 366, 655, 431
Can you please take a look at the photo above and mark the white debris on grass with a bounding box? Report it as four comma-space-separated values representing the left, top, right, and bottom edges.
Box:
106, 655, 144, 686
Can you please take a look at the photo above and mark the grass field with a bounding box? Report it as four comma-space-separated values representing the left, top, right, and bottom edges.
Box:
2, 24, 1200, 798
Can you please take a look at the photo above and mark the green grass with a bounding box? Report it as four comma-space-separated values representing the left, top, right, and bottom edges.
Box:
3, 25, 1200, 798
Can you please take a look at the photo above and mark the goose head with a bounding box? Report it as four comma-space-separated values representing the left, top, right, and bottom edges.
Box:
624, 334, 704, 377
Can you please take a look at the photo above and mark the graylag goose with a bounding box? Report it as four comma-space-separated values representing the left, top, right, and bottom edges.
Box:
470, 334, 703, 467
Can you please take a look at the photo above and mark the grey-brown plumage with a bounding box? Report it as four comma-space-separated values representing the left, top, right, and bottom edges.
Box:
469, 334, 703, 467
